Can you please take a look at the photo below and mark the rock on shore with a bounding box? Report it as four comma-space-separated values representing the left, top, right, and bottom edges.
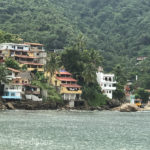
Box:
120, 103, 140, 112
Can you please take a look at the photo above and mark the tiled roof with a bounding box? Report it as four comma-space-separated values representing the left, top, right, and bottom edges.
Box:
56, 77, 77, 82
7, 68, 21, 73
61, 84, 81, 88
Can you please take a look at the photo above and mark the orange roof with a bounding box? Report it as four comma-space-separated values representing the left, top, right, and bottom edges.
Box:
24, 42, 43, 46
14, 55, 38, 59
20, 61, 44, 66
56, 77, 77, 82
61, 84, 81, 88
7, 68, 20, 73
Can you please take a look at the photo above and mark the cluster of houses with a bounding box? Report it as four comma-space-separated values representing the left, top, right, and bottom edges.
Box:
0, 42, 46, 101
0, 42, 117, 107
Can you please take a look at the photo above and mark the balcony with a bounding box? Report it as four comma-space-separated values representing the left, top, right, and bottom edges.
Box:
101, 86, 116, 90
60, 87, 82, 94
2, 95, 21, 100
27, 68, 44, 72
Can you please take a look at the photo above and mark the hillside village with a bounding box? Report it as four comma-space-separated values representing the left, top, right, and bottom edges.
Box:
0, 42, 117, 108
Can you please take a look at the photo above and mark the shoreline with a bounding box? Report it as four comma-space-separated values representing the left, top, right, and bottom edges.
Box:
1, 100, 150, 112
0, 100, 112, 111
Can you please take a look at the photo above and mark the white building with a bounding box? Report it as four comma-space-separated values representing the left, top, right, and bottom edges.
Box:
2, 84, 23, 100
6, 68, 21, 80
0, 43, 30, 51
96, 71, 116, 99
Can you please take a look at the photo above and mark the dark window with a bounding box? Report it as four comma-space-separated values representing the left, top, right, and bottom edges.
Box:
17, 46, 23, 49
11, 93, 15, 96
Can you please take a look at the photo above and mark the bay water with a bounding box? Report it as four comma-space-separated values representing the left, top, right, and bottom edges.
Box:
0, 110, 150, 150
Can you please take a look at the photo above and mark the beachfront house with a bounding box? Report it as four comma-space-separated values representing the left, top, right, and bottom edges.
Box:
51, 70, 82, 107
97, 69, 116, 99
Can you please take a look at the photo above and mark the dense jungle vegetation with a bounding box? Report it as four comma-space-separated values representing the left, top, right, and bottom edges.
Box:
0, 0, 150, 90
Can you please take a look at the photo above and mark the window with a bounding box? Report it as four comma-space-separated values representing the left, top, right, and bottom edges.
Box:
109, 91, 112, 93
11, 93, 15, 96
62, 81, 66, 84
5, 92, 9, 96
16, 80, 19, 83
17, 46, 23, 49
104, 84, 106, 87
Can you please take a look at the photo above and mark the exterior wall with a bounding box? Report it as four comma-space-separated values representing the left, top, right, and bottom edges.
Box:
4, 84, 23, 91
63, 93, 81, 101
1, 49, 10, 58
2, 84, 22, 100
97, 72, 116, 99
28, 52, 34, 57
27, 67, 44, 72
2, 91, 22, 100
20, 63, 44, 72
6, 72, 16, 80
63, 93, 76, 101
0, 43, 29, 51
51, 75, 62, 86
13, 78, 30, 84
69, 100, 75, 108
60, 87, 82, 94
25, 95, 42, 101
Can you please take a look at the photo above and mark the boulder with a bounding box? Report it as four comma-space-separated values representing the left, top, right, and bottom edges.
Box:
6, 102, 15, 110
106, 99, 121, 108
120, 103, 140, 112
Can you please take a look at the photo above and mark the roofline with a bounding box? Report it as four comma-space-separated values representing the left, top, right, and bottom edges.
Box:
24, 42, 43, 46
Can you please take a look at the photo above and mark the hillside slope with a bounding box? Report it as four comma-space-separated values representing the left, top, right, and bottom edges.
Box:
0, 0, 150, 71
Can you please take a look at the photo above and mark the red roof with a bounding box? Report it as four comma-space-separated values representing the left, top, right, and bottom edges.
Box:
15, 55, 38, 59
56, 77, 77, 82
61, 84, 81, 88
56, 71, 72, 75
20, 61, 44, 66
7, 68, 20, 73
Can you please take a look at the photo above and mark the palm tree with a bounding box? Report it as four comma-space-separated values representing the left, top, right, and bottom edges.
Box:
45, 53, 61, 84
82, 63, 97, 85
81, 49, 102, 85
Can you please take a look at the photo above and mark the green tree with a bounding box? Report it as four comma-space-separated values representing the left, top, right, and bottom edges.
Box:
82, 83, 108, 106
21, 64, 27, 71
45, 52, 61, 83
0, 64, 8, 84
0, 30, 20, 43
113, 83, 125, 102
5, 58, 20, 70
136, 88, 149, 103
113, 65, 126, 101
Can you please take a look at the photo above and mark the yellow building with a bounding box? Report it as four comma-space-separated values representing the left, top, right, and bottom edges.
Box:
52, 70, 82, 105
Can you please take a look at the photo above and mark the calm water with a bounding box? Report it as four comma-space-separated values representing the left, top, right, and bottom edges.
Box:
0, 110, 150, 150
